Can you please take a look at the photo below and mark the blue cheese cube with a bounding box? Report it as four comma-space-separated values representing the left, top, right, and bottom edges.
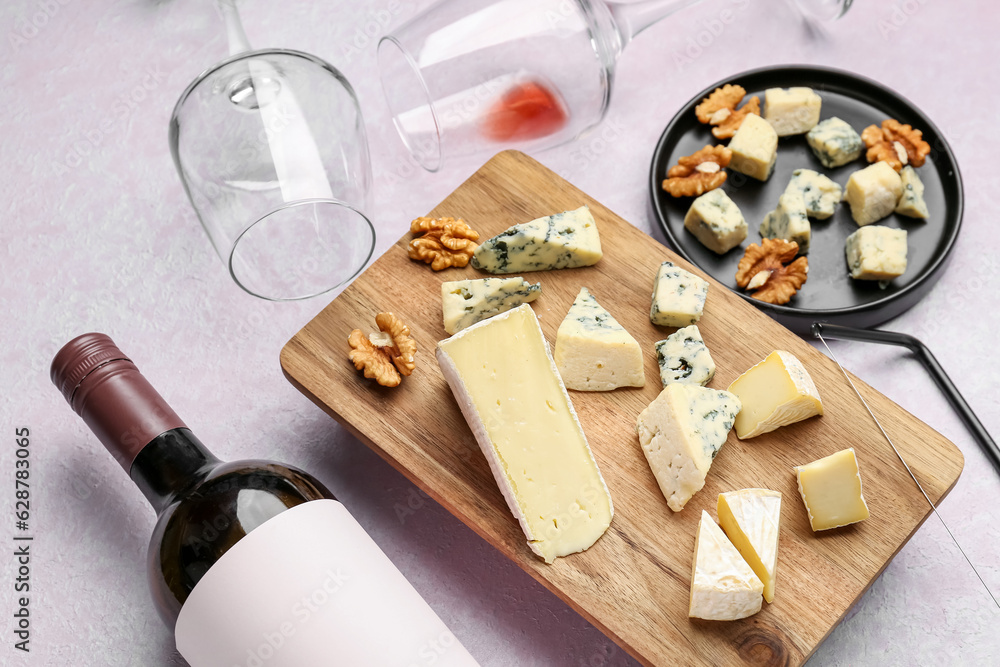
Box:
441, 277, 541, 334
787, 169, 842, 220
806, 117, 863, 168
683, 190, 748, 254
895, 166, 929, 219
764, 87, 822, 136
845, 226, 907, 280
655, 325, 716, 388
471, 206, 602, 273
845, 162, 903, 226
727, 114, 778, 182
650, 262, 709, 327
760, 191, 811, 253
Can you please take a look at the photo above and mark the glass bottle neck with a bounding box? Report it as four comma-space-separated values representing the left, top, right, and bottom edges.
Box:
130, 428, 221, 513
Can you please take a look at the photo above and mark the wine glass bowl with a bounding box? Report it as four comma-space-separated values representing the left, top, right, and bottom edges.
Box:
170, 49, 375, 301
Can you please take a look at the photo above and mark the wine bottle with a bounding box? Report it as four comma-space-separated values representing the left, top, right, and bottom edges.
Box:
51, 333, 477, 667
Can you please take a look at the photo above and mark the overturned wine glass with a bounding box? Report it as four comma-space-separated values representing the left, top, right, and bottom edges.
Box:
170, 1, 375, 301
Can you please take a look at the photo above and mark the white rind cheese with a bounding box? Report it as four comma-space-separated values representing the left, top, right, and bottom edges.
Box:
795, 448, 870, 531
718, 489, 781, 604
635, 384, 742, 512
895, 166, 929, 219
845, 226, 907, 280
554, 287, 645, 391
655, 325, 716, 388
441, 277, 541, 335
728, 350, 823, 439
763, 87, 822, 137
845, 162, 903, 226
806, 117, 863, 168
436, 304, 613, 563
649, 261, 709, 327
760, 191, 811, 253
683, 189, 748, 254
728, 114, 778, 181
786, 169, 842, 220
689, 510, 764, 621
471, 206, 602, 273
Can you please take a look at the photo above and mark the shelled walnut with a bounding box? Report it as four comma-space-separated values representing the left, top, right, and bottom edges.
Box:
348, 312, 417, 387
862, 119, 930, 172
735, 239, 808, 305
407, 216, 479, 270
662, 145, 732, 198
694, 84, 761, 139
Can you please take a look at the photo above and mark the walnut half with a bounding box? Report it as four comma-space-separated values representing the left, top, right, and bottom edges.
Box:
662, 145, 732, 198
407, 216, 479, 270
862, 119, 931, 172
735, 239, 808, 305
348, 312, 417, 387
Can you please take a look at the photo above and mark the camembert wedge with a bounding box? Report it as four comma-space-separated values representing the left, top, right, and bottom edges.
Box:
727, 351, 823, 439
471, 206, 602, 273
436, 304, 613, 563
689, 510, 764, 621
718, 489, 781, 603
441, 277, 541, 335
636, 384, 741, 512
554, 287, 645, 391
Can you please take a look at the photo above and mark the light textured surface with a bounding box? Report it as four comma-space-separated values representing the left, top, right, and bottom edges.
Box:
0, 0, 997, 665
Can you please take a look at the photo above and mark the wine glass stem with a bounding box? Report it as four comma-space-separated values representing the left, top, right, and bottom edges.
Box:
607, 0, 703, 47
218, 0, 252, 55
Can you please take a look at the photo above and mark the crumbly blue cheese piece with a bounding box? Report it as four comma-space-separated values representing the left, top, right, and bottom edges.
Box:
845, 162, 903, 226
649, 261, 709, 327
895, 166, 929, 219
806, 117, 863, 168
635, 384, 742, 512
554, 287, 645, 391
760, 191, 811, 253
763, 87, 822, 136
683, 189, 748, 254
845, 226, 907, 280
471, 206, 602, 273
786, 169, 842, 219
728, 114, 778, 181
441, 277, 542, 335
655, 325, 716, 388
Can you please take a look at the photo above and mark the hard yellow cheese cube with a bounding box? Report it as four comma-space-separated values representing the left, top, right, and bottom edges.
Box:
727, 350, 823, 439
727, 114, 778, 182
795, 448, 870, 531
845, 162, 903, 226
718, 489, 781, 603
764, 87, 822, 136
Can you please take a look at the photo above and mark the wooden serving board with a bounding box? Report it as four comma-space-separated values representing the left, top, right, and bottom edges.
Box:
281, 151, 964, 666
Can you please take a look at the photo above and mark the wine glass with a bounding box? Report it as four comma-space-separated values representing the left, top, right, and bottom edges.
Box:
377, 0, 701, 172
170, 1, 375, 301
794, 0, 853, 21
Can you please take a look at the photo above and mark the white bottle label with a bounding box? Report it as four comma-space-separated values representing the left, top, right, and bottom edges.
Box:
174, 499, 478, 667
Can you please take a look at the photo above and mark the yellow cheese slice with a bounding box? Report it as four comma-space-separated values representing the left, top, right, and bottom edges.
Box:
727, 350, 823, 439
436, 304, 613, 563
718, 489, 781, 603
795, 448, 870, 531
689, 510, 764, 621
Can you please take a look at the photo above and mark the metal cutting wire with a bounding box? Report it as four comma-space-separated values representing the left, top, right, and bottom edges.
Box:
813, 324, 999, 610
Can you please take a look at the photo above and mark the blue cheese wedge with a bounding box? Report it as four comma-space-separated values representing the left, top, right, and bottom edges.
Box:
689, 510, 764, 621
845, 226, 907, 280
845, 162, 903, 226
718, 489, 781, 604
806, 117, 863, 168
554, 287, 645, 391
683, 189, 748, 254
786, 168, 842, 219
655, 325, 715, 388
763, 87, 822, 136
436, 305, 613, 563
728, 350, 823, 439
728, 114, 778, 181
650, 261, 709, 327
635, 383, 742, 512
760, 191, 811, 253
441, 277, 541, 335
471, 206, 602, 273
895, 166, 929, 219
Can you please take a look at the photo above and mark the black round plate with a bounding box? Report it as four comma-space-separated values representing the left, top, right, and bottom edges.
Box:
649, 65, 963, 335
